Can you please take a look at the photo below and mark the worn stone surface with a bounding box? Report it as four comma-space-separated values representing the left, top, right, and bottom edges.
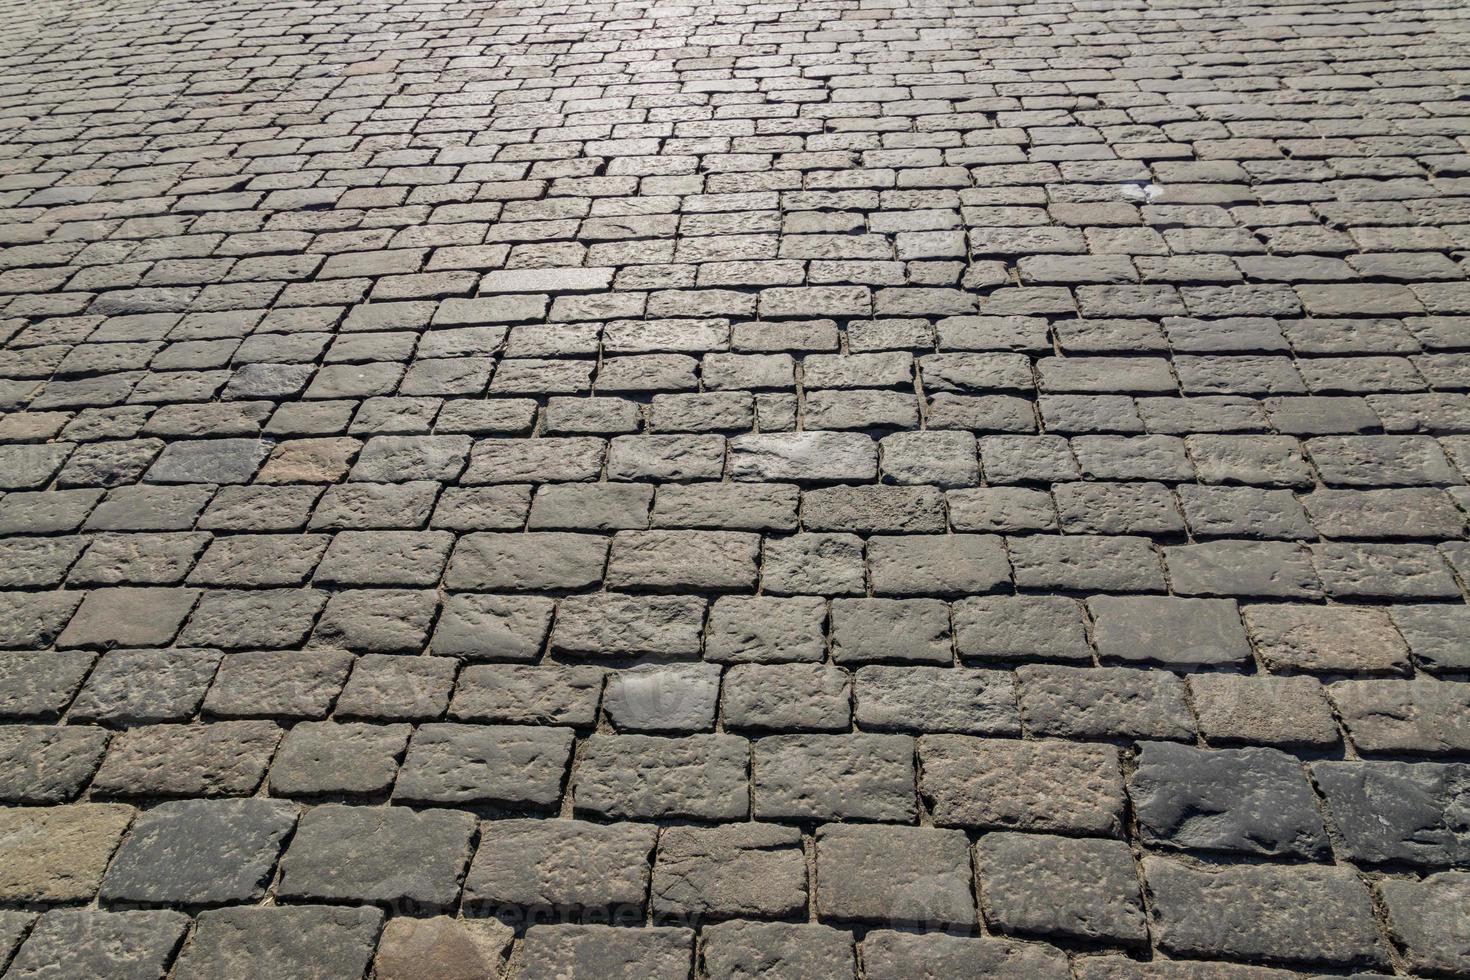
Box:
2, 1, 1467, 969
462, 818, 656, 919
4, 910, 189, 980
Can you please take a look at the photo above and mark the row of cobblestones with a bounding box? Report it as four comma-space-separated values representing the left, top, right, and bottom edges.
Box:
1, 0, 1469, 976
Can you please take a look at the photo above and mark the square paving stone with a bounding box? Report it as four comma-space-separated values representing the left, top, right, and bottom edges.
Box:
179, 588, 326, 650
605, 529, 760, 592
720, 663, 851, 733
978, 833, 1146, 945
650, 823, 807, 922
462, 818, 657, 921
4, 910, 189, 980
1187, 674, 1340, 748
919, 735, 1126, 836
1379, 871, 1470, 977
394, 723, 574, 808
171, 905, 383, 980
753, 733, 916, 823
814, 824, 974, 931
0, 725, 109, 803
0, 591, 83, 651
0, 804, 134, 902
312, 589, 436, 653
445, 532, 609, 591
268, 721, 410, 797
1129, 741, 1328, 858
99, 798, 298, 906
515, 924, 694, 980
574, 733, 749, 821
91, 721, 282, 798
69, 648, 222, 724
275, 803, 478, 913
951, 595, 1091, 663
314, 530, 454, 587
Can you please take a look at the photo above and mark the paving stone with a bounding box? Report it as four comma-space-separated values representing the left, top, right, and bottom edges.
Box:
831, 597, 950, 664
92, 720, 282, 799
753, 734, 915, 822
706, 596, 826, 663
276, 803, 477, 912
574, 734, 748, 821
919, 735, 1125, 836
432, 594, 554, 661
462, 818, 656, 920
372, 916, 514, 980
861, 930, 1070, 979
57, 587, 198, 648
100, 798, 297, 906
606, 530, 759, 592
1144, 857, 1387, 969
1088, 595, 1250, 668
1017, 666, 1194, 741
721, 663, 850, 733
515, 924, 693, 980
604, 663, 720, 733
1187, 674, 1339, 748
1329, 679, 1470, 754
854, 665, 1016, 735
452, 664, 603, 727
650, 822, 807, 922
311, 589, 435, 653
1129, 742, 1328, 858
551, 593, 704, 658
1243, 604, 1410, 675
1379, 871, 1470, 977
1312, 761, 1470, 866
951, 595, 1091, 663
728, 432, 877, 483
0, 648, 94, 719
445, 532, 609, 591
0, 804, 134, 901
701, 921, 855, 980
3, 910, 189, 980
268, 721, 410, 796
0, 725, 109, 803
171, 905, 382, 980
395, 724, 574, 809
978, 833, 1146, 945
814, 824, 974, 930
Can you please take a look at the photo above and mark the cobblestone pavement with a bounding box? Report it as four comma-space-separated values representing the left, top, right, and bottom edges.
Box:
0, 0, 1469, 976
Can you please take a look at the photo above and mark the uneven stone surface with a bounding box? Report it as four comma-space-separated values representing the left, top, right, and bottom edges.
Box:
2, 0, 1469, 972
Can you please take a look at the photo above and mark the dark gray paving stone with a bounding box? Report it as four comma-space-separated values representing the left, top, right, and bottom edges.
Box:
99, 798, 297, 906
1129, 742, 1328, 859
4, 910, 188, 980
462, 818, 656, 920
275, 803, 477, 912
394, 723, 574, 809
650, 822, 807, 922
0, 725, 109, 803
171, 905, 383, 980
978, 833, 1146, 945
